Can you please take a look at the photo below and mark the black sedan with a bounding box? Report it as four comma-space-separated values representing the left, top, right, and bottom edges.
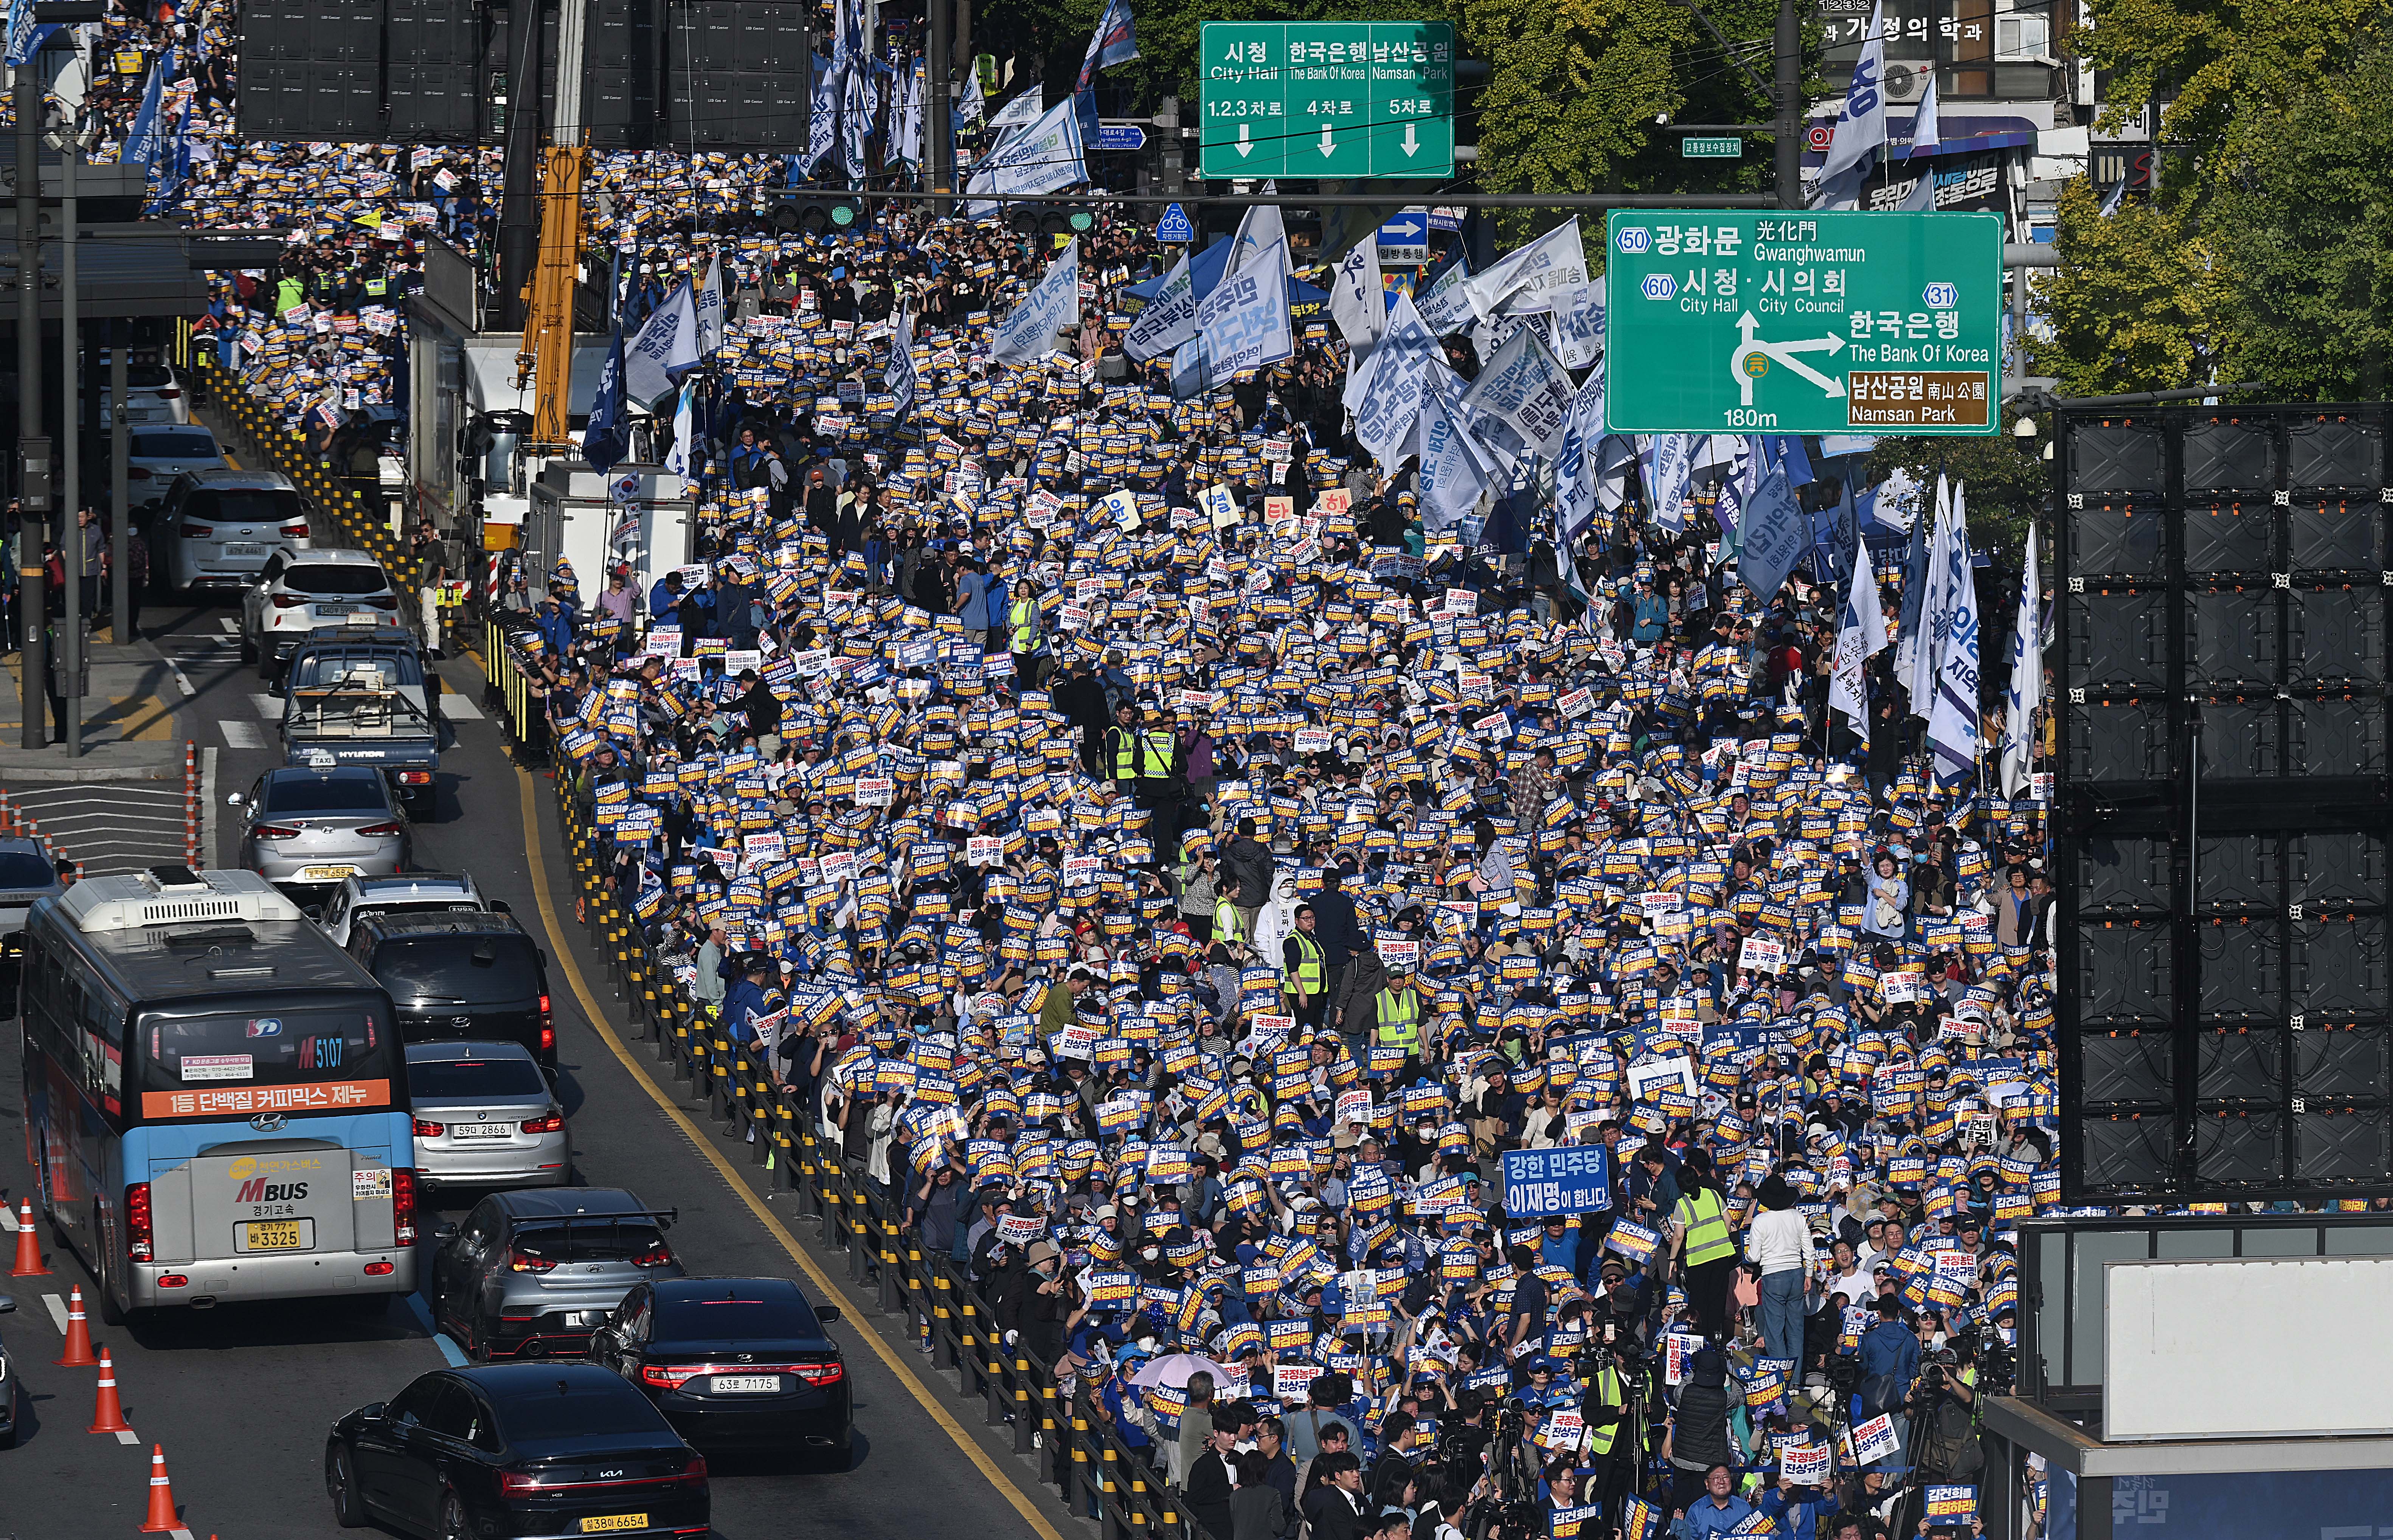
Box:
326, 1363, 709, 1538
591, 1277, 852, 1467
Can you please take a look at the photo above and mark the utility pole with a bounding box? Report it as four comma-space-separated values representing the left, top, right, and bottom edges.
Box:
16, 51, 45, 750
924, 0, 953, 213
1775, 0, 1802, 208
58, 124, 77, 757
110, 318, 125, 641
497, 0, 545, 331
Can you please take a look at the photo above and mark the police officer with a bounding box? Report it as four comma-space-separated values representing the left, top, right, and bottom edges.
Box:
1667, 1150, 1738, 1341
1282, 903, 1328, 1033
1372, 964, 1425, 1082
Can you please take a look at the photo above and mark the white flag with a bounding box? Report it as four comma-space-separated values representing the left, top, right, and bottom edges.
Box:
1192, 241, 1293, 382
694, 254, 725, 357
1460, 324, 1574, 461
1819, 2, 1888, 185
886, 305, 920, 420
1831, 542, 1889, 739
1417, 363, 1502, 533
1123, 251, 1198, 363
666, 379, 698, 477
1328, 236, 1385, 356
1550, 282, 1605, 370
1415, 253, 1476, 337
966, 96, 1086, 214
624, 280, 701, 406
1899, 475, 1952, 716
1925, 481, 1982, 786
1999, 523, 2041, 796
1345, 290, 1437, 472
990, 239, 1079, 364
1461, 216, 1588, 320
987, 85, 1044, 136
1227, 205, 1294, 285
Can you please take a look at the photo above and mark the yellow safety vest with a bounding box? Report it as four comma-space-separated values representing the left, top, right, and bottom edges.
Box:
1586, 1362, 1625, 1456
1289, 930, 1324, 993
1375, 987, 1422, 1051
1215, 896, 1244, 942
1009, 598, 1037, 651
363, 274, 389, 297
1140, 730, 1175, 779
1110, 728, 1139, 782
1676, 1187, 1735, 1267
276, 276, 305, 313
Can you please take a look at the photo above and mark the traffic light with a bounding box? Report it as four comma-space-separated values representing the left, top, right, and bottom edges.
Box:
770, 194, 867, 236
1007, 204, 1098, 239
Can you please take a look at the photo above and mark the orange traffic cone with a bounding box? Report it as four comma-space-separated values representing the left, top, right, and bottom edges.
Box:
7, 1198, 47, 1277
56, 1284, 97, 1366
138, 1444, 182, 1532
90, 1346, 132, 1434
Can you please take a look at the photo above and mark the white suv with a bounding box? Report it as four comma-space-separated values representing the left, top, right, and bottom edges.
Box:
241, 549, 400, 680
319, 872, 505, 948
159, 468, 310, 593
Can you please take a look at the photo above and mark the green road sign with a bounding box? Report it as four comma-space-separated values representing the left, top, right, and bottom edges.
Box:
1603, 210, 2005, 436
1681, 136, 1743, 158
1198, 21, 1454, 180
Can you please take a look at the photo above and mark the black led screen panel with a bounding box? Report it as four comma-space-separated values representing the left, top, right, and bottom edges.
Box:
2056, 406, 2393, 1202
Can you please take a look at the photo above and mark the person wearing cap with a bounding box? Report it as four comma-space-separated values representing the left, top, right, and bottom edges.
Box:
1369, 961, 1426, 1078
1666, 1151, 1738, 1342
1282, 902, 1329, 1034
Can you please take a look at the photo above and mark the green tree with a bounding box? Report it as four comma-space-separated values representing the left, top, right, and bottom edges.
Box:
2030, 176, 2219, 397
2206, 47, 2393, 400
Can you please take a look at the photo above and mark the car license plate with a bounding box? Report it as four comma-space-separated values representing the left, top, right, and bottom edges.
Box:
299, 864, 362, 880
244, 1220, 305, 1251
578, 1517, 646, 1534
452, 1122, 514, 1140
223, 542, 264, 557
313, 604, 350, 617
710, 1374, 780, 1394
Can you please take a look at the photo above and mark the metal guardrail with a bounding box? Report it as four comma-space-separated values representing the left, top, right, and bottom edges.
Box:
195, 354, 421, 594
511, 728, 1203, 1540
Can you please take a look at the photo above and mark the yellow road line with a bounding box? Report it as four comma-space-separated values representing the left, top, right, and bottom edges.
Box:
514, 767, 1062, 1540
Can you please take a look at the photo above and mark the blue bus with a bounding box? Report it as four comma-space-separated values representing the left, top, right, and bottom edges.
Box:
17, 866, 417, 1321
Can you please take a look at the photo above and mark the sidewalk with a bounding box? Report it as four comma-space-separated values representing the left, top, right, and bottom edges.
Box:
0, 631, 189, 782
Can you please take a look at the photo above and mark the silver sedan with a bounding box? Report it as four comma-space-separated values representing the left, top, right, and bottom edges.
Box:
406, 1041, 572, 1188
230, 766, 411, 893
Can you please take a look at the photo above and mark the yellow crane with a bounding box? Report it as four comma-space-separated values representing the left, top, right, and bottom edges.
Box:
519, 140, 587, 449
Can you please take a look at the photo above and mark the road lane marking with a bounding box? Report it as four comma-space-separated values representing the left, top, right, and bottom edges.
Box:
220, 720, 262, 748
405, 1292, 469, 1366
439, 694, 481, 720
0, 1204, 16, 1230
514, 767, 1066, 1540
249, 693, 281, 718
43, 1293, 66, 1333
217, 618, 237, 634
168, 661, 194, 697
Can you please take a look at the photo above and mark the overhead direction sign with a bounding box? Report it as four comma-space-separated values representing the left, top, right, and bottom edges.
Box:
1602, 210, 2003, 436
1681, 135, 1743, 158
1199, 21, 1455, 180
1377, 206, 1430, 266
1094, 123, 1147, 150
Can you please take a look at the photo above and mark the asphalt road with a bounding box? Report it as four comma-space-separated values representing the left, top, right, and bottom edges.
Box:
0, 584, 1058, 1540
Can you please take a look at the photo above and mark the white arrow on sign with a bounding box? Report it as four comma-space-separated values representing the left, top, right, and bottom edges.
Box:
1401, 123, 1419, 157
1730, 310, 1847, 404
1319, 124, 1336, 157
1237, 123, 1253, 158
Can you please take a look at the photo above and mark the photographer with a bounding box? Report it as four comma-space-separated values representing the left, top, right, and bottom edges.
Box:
1854, 1297, 1920, 1431
1909, 1337, 1985, 1488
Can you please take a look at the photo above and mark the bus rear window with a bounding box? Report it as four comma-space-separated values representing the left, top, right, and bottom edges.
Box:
139, 1006, 399, 1096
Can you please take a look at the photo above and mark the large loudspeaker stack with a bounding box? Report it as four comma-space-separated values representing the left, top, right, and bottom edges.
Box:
2058, 405, 2393, 1200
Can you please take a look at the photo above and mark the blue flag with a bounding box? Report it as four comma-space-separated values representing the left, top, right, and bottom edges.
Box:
1736, 465, 1807, 600
124, 51, 176, 175
582, 324, 630, 476
1075, 0, 1138, 139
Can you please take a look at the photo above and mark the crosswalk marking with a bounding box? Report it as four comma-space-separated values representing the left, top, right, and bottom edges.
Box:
217, 617, 239, 634
221, 719, 263, 748
251, 693, 284, 718
440, 694, 482, 720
